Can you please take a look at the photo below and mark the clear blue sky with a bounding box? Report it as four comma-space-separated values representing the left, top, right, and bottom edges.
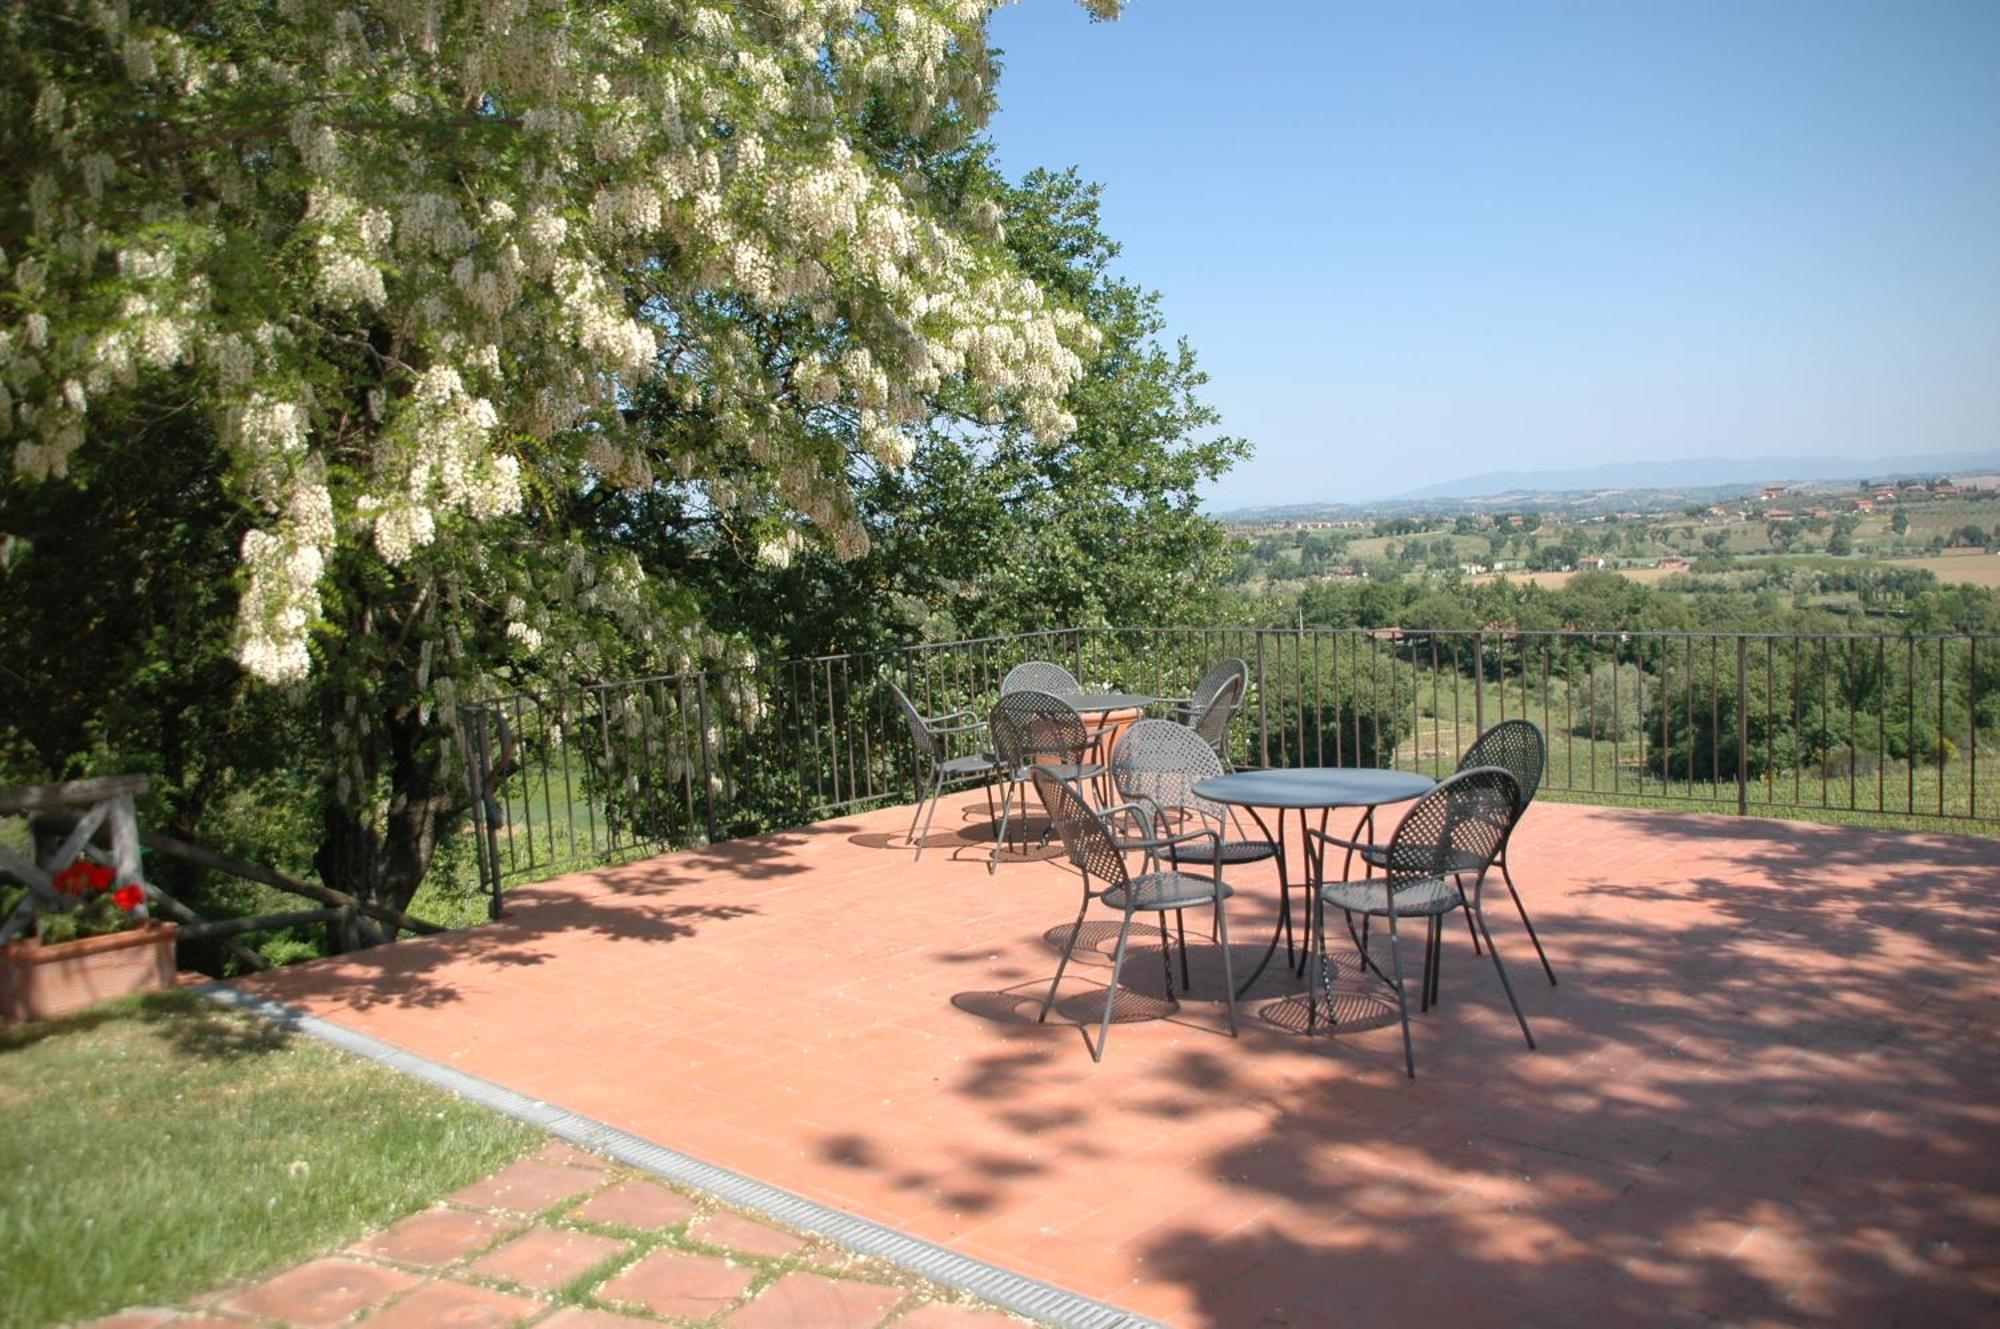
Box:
984, 0, 2000, 507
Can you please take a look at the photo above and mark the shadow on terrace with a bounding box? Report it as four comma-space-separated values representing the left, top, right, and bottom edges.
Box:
244, 784, 2000, 1329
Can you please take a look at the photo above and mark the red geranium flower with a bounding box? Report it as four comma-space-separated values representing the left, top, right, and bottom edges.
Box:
86, 862, 117, 891
113, 884, 146, 912
52, 863, 93, 896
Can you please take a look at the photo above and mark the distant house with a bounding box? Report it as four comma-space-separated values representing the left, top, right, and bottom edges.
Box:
1764, 509, 1795, 521
1873, 489, 1898, 502
1655, 555, 1689, 571
1705, 505, 1731, 517
1459, 562, 1490, 576
1850, 499, 1876, 513
1760, 485, 1788, 499
1577, 556, 1608, 571
1806, 507, 1832, 520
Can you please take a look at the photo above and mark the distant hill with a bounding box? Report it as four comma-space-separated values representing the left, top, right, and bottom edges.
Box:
1391, 451, 2000, 502
1214, 449, 2000, 523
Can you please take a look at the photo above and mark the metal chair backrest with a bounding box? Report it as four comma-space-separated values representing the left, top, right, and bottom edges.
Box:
1031, 767, 1130, 888
1188, 672, 1245, 750
1001, 660, 1081, 696
1188, 657, 1248, 711
1380, 767, 1519, 895
887, 682, 939, 763
1458, 719, 1545, 810
1113, 719, 1228, 825
990, 690, 1091, 772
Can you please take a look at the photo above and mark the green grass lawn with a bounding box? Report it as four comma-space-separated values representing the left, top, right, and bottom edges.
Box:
0, 991, 537, 1328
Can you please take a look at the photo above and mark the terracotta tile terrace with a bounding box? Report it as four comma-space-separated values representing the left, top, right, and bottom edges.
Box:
241, 793, 2000, 1328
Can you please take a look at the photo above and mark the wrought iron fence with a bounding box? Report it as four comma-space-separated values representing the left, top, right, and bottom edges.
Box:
463, 627, 1999, 914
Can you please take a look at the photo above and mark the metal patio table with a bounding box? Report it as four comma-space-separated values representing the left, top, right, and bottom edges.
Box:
1190, 767, 1436, 996
1045, 690, 1155, 715
1048, 691, 1154, 796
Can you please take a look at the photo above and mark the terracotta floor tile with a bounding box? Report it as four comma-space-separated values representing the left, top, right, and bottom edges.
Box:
216, 1257, 420, 1327
353, 1279, 542, 1328
596, 1248, 756, 1319
534, 1308, 663, 1329
238, 795, 2000, 1329
722, 1272, 905, 1328
570, 1178, 700, 1230
449, 1160, 605, 1213
351, 1207, 519, 1268
686, 1210, 810, 1259
467, 1226, 629, 1292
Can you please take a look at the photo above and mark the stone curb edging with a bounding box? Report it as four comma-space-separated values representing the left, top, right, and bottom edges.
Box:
199, 984, 1169, 1329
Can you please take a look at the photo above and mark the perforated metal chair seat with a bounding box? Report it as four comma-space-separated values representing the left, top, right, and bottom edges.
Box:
1160, 838, 1277, 867
1101, 871, 1235, 913
1318, 874, 1463, 918
1009, 760, 1102, 783
942, 753, 1003, 777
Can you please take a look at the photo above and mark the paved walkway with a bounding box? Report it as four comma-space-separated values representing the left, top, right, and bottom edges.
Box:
237, 795, 2000, 1327
83, 1140, 1024, 1328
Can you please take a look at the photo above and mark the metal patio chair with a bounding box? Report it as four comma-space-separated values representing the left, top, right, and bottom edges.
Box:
1110, 719, 1275, 989
1341, 719, 1557, 987
1160, 657, 1248, 724
889, 682, 1001, 861
1000, 660, 1083, 696
986, 690, 1106, 874
1307, 766, 1535, 1077
1032, 766, 1238, 1062
1183, 672, 1246, 770
1157, 658, 1246, 767
1455, 719, 1556, 985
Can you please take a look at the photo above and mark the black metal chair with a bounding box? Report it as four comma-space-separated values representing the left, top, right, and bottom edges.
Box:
1307, 766, 1535, 1077
1344, 719, 1556, 987
1109, 719, 1275, 989
1032, 766, 1238, 1062
1160, 657, 1247, 727
888, 682, 1001, 861
1000, 660, 1083, 696
1183, 672, 1246, 770
1456, 719, 1556, 985
987, 690, 1106, 874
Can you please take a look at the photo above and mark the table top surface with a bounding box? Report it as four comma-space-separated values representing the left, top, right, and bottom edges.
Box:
1047, 690, 1155, 713
1192, 767, 1436, 809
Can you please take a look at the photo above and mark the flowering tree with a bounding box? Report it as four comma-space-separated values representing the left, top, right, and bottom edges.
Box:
2, 0, 1120, 918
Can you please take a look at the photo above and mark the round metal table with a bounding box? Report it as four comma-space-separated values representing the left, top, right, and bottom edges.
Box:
1045, 690, 1155, 714
1191, 767, 1436, 995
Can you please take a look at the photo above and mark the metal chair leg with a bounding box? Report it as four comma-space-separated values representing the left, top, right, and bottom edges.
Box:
1501, 855, 1558, 985
1039, 896, 1091, 1024
912, 767, 946, 861
1385, 907, 1417, 1078
1215, 892, 1239, 1038
1475, 901, 1537, 1051
1095, 907, 1139, 1063
988, 780, 1017, 875
1176, 908, 1191, 990
905, 765, 932, 857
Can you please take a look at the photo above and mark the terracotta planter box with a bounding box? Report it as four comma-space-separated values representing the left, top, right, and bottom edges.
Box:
0, 920, 178, 1024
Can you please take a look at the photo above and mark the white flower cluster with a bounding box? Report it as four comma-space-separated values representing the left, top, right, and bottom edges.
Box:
4, 0, 1120, 684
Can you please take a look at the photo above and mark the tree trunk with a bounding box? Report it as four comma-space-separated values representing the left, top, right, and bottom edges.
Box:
312, 698, 459, 950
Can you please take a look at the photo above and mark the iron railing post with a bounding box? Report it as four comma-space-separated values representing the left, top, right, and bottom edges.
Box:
1736, 635, 1750, 816
464, 704, 506, 921
1473, 630, 1487, 735
695, 672, 720, 845
1255, 630, 1270, 768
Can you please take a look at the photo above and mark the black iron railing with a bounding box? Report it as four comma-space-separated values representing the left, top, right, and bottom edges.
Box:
462, 627, 1999, 914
